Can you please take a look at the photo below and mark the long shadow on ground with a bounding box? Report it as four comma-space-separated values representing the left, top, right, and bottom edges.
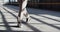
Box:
2, 6, 42, 32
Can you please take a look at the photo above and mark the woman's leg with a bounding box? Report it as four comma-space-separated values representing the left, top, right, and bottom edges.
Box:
17, 12, 24, 27
23, 8, 30, 22
17, 0, 22, 27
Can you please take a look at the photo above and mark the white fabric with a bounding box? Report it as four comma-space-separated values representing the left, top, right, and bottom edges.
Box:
18, 0, 29, 20
22, 0, 28, 9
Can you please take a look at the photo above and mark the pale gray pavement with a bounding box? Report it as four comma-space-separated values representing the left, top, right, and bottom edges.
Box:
0, 5, 60, 32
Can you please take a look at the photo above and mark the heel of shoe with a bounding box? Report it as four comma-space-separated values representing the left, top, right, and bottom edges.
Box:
26, 18, 28, 22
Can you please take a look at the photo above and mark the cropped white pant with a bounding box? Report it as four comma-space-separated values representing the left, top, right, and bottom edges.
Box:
18, 0, 29, 21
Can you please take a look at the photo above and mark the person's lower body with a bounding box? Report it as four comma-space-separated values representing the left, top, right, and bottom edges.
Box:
17, 12, 23, 27
17, 0, 30, 27
23, 8, 30, 22
17, 8, 30, 27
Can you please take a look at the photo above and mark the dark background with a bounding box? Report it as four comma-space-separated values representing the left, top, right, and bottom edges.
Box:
6, 0, 60, 11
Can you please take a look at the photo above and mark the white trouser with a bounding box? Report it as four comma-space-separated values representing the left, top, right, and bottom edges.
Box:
18, 0, 29, 21
22, 0, 28, 9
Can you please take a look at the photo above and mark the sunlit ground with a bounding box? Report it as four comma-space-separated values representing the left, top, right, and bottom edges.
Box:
0, 5, 60, 32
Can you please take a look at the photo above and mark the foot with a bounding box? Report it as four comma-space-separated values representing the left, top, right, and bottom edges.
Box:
26, 17, 31, 22
17, 23, 21, 28
26, 18, 28, 22
17, 17, 22, 28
